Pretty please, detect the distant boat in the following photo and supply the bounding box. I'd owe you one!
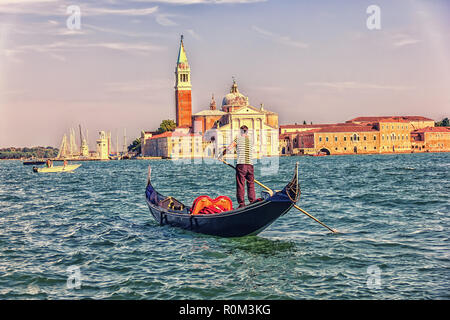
[33,164,81,173]
[23,160,46,165]
[310,152,327,157]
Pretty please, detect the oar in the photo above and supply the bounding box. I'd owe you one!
[218,157,338,234]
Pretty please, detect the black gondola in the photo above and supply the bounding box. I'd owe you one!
[145,164,300,238]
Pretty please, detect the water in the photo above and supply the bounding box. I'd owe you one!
[0,153,449,299]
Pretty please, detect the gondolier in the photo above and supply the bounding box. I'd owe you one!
[220,125,255,208]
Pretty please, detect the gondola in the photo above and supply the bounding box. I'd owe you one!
[145,164,300,238]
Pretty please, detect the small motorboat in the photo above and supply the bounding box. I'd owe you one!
[33,164,81,173]
[23,159,46,165]
[144,164,300,238]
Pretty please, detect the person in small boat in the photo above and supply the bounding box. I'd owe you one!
[46,159,53,168]
[220,125,255,208]
[63,160,68,167]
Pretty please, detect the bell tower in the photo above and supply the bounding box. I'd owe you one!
[175,35,192,128]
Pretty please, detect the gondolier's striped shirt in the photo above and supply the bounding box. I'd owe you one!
[234,135,253,165]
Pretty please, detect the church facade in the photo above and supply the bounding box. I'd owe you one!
[142,37,279,159]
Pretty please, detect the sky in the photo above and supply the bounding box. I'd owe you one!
[0,0,449,148]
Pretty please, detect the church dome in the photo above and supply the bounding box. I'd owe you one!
[222,80,249,108]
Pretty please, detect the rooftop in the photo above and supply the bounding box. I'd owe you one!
[315,126,378,133]
[348,116,434,123]
[412,126,450,133]
[193,109,226,116]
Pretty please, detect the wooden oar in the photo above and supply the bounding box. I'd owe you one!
[218,157,338,234]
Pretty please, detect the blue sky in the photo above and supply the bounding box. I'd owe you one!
[0,0,449,147]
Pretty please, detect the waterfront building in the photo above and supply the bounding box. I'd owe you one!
[347,116,435,130]
[378,118,412,153]
[411,127,450,152]
[143,36,279,159]
[280,116,449,155]
[96,131,110,160]
[198,81,279,158]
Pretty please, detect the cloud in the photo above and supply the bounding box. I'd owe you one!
[133,0,266,4]
[0,0,56,4]
[104,79,170,93]
[391,33,421,47]
[252,25,308,49]
[83,24,167,38]
[0,0,60,15]
[86,6,159,16]
[4,40,166,62]
[155,13,178,26]
[306,82,413,91]
[0,1,158,16]
[186,29,201,40]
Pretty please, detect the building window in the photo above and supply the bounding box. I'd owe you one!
[382,134,384,140]
[326,137,329,142]
[344,147,347,150]
[344,137,347,141]
[334,136,338,142]
[374,135,377,140]
[374,146,377,149]
[364,136,367,141]
[319,137,322,142]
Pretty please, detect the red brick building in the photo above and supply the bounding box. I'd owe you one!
[175,36,192,128]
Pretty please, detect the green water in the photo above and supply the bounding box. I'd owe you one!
[0,153,448,299]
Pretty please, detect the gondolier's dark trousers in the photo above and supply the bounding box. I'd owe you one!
[236,164,256,207]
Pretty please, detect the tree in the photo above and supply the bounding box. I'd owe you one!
[128,138,141,153]
[303,120,307,125]
[436,117,449,127]
[157,119,176,133]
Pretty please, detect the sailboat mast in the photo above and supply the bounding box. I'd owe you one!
[123,128,127,154]
[79,125,83,154]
